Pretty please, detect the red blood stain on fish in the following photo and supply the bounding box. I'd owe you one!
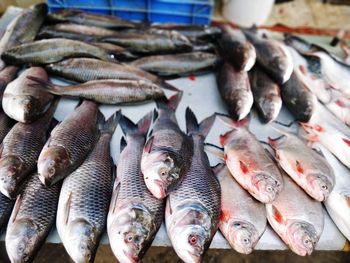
[335,100,346,108]
[188,74,196,81]
[272,205,283,224]
[343,138,350,147]
[295,160,304,174]
[239,161,249,174]
[224,153,228,161]
[314,124,324,132]
[220,210,230,222]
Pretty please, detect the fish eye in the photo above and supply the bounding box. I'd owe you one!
[160,169,168,177]
[49,168,55,175]
[243,238,250,244]
[233,222,241,227]
[321,185,328,190]
[266,186,273,192]
[188,234,198,245]
[125,233,134,243]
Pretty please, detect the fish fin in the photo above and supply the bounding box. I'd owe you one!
[155,92,183,111]
[204,143,224,160]
[267,135,286,148]
[211,162,226,175]
[272,205,284,224]
[0,143,3,157]
[216,113,249,129]
[312,147,325,158]
[186,107,215,138]
[100,110,121,135]
[11,193,23,222]
[119,114,137,136]
[153,108,159,123]
[111,180,121,214]
[26,75,61,95]
[120,137,127,152]
[144,136,154,154]
[239,160,249,174]
[75,99,84,109]
[97,110,106,129]
[64,192,72,225]
[219,130,235,146]
[137,111,153,137]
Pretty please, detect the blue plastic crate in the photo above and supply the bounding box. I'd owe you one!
[47,0,214,24]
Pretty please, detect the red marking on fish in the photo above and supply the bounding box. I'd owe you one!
[188,74,196,81]
[220,210,231,222]
[268,137,277,148]
[299,65,307,75]
[224,153,228,161]
[335,99,346,108]
[343,138,350,147]
[314,124,324,132]
[220,131,231,146]
[239,161,249,174]
[276,153,280,160]
[296,160,304,174]
[272,205,284,224]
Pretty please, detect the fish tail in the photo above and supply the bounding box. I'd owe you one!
[185,107,215,138]
[119,111,153,137]
[155,91,183,111]
[26,75,60,95]
[100,110,121,135]
[216,112,250,129]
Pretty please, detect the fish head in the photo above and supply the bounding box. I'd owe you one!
[0,155,24,198]
[142,151,181,199]
[65,218,96,263]
[252,171,282,203]
[6,218,40,263]
[3,95,41,123]
[226,220,259,254]
[306,172,333,201]
[286,220,318,256]
[259,94,282,123]
[109,205,154,263]
[230,90,253,121]
[37,145,70,186]
[170,31,192,48]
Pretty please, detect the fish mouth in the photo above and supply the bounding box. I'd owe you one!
[122,249,139,263]
[37,173,54,187]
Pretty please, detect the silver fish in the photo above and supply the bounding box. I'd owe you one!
[141,93,191,199]
[0,193,14,231]
[107,112,165,263]
[0,66,19,100]
[266,171,324,256]
[214,163,266,254]
[5,173,61,263]
[57,112,119,263]
[166,108,220,263]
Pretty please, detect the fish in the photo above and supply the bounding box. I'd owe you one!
[46,9,136,29]
[216,62,253,121]
[284,33,324,54]
[249,66,282,123]
[266,171,324,256]
[45,58,178,91]
[300,101,350,169]
[90,42,137,60]
[0,66,19,100]
[5,173,61,263]
[3,67,54,123]
[107,112,165,263]
[268,130,335,201]
[0,193,14,231]
[2,38,119,65]
[165,108,220,263]
[37,100,101,187]
[243,30,293,84]
[151,23,221,40]
[27,76,165,105]
[141,93,191,199]
[129,52,220,76]
[0,111,15,143]
[0,3,47,70]
[280,72,317,122]
[0,102,58,199]
[100,29,192,54]
[217,26,256,71]
[315,143,350,240]
[214,163,266,254]
[57,111,119,263]
[210,114,283,203]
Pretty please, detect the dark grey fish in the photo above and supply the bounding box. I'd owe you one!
[249,66,282,123]
[141,93,192,199]
[37,100,100,187]
[0,66,19,100]
[5,173,61,263]
[0,101,58,199]
[0,193,14,231]
[166,108,220,263]
[218,26,256,71]
[27,76,165,105]
[3,67,54,123]
[0,3,47,70]
[243,30,293,84]
[216,62,253,121]
[2,38,119,65]
[107,112,165,263]
[0,111,15,144]
[129,52,220,76]
[281,72,317,122]
[57,112,119,263]
[101,29,192,54]
[45,58,178,91]
[46,9,136,29]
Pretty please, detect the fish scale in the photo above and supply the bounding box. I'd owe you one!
[5,173,60,263]
[0,193,14,229]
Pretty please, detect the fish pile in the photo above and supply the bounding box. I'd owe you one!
[0,2,349,263]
